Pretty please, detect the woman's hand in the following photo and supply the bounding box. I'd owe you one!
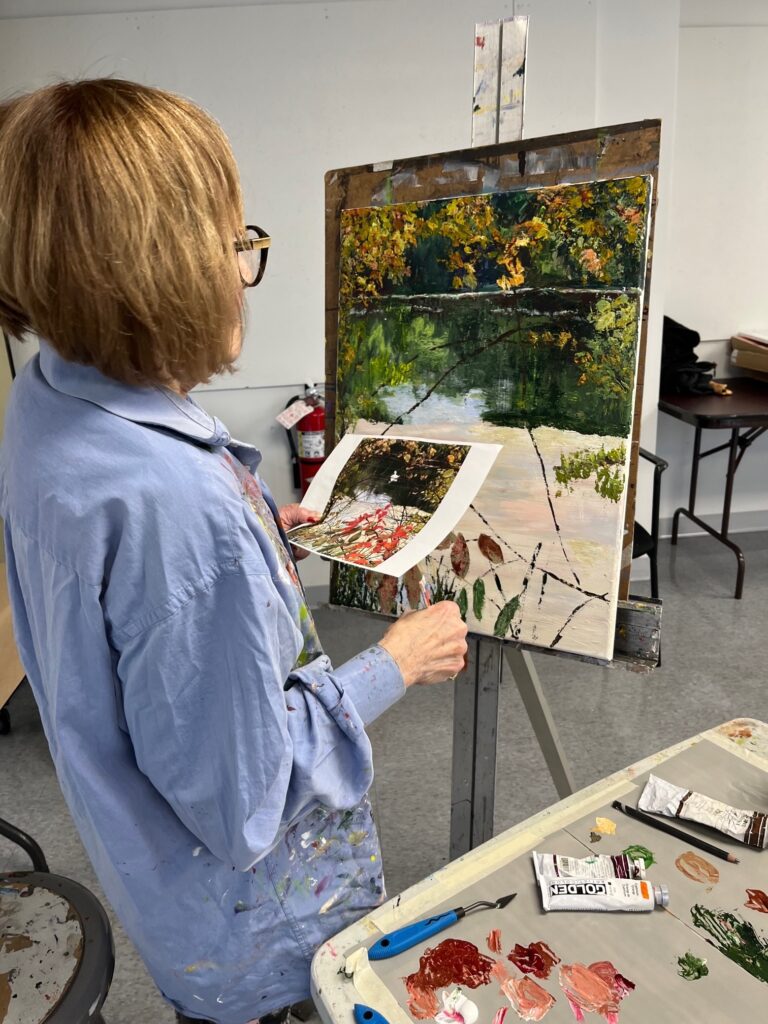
[279,504,320,561]
[379,602,468,686]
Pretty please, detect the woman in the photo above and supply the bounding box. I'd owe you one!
[0,80,467,1024]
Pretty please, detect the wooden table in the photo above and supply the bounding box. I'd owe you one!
[312,719,768,1024]
[658,377,768,598]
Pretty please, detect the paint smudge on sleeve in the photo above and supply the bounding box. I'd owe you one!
[558,961,635,1022]
[676,952,709,980]
[745,889,768,914]
[691,905,768,982]
[487,928,503,954]
[674,852,720,886]
[404,939,496,1020]
[621,844,655,869]
[233,900,260,915]
[507,941,560,979]
[492,962,554,1021]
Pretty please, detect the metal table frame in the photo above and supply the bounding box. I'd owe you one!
[659,378,768,600]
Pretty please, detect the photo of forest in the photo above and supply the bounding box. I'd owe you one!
[289,437,469,569]
[330,176,652,660]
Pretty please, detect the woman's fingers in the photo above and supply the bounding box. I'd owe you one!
[378,601,469,687]
[279,503,320,531]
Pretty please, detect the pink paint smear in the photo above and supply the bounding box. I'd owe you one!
[492,961,555,1021]
[559,962,635,1024]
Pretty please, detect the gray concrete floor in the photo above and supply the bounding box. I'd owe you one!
[0,533,766,1023]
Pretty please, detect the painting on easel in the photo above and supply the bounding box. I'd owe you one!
[326,124,659,662]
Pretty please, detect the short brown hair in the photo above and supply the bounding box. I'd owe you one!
[0,79,245,390]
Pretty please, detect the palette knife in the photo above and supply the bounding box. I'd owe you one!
[367,893,516,961]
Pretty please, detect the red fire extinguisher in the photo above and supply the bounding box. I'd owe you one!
[296,385,325,495]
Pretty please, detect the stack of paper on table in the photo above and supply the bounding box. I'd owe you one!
[730,332,768,382]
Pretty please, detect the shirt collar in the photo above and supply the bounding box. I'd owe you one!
[38,340,232,447]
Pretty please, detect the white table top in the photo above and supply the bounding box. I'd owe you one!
[311,718,768,1024]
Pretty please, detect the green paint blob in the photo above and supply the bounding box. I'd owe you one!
[622,844,656,869]
[691,905,768,984]
[677,952,709,980]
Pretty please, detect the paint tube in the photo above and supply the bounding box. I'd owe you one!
[533,851,646,881]
[638,774,768,850]
[538,876,669,913]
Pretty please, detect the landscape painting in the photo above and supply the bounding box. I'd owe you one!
[330,175,652,660]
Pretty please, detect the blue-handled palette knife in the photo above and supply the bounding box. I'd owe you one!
[354,1005,390,1024]
[367,893,516,961]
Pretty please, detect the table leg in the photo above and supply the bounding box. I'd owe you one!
[670,425,748,598]
[723,428,746,598]
[672,425,702,545]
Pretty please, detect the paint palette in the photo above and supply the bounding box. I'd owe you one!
[367,743,768,1022]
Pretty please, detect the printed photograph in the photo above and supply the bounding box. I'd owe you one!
[330,176,652,660]
[289,436,471,570]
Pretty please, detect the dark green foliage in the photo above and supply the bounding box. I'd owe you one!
[332,437,468,515]
[554,444,627,502]
[456,587,468,622]
[493,596,520,638]
[341,292,637,438]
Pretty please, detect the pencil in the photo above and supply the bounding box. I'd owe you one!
[612,800,739,864]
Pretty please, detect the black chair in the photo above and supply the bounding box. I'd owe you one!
[0,816,114,1023]
[632,448,668,600]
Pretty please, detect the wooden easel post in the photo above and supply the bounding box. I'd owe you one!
[449,17,576,860]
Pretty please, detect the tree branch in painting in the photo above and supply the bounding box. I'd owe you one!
[526,426,581,586]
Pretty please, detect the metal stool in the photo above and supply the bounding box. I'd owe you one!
[0,816,114,1024]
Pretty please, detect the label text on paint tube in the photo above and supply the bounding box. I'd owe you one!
[538,875,669,913]
[550,881,615,896]
[638,774,768,850]
[533,851,645,881]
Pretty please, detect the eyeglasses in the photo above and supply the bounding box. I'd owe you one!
[235,224,271,288]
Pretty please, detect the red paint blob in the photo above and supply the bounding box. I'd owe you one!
[508,940,561,979]
[745,889,768,914]
[487,928,503,955]
[405,939,496,1020]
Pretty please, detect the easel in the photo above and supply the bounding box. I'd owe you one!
[448,18,660,859]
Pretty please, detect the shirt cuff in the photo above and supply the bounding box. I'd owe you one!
[331,644,406,725]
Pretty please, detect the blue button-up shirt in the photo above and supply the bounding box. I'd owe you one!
[0,344,405,1023]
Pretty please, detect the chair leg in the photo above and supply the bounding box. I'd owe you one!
[649,550,659,601]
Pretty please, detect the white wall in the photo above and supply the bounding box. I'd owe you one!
[0,0,688,587]
[595,0,680,555]
[660,3,768,534]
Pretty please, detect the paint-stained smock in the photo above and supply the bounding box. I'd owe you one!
[0,343,406,1024]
